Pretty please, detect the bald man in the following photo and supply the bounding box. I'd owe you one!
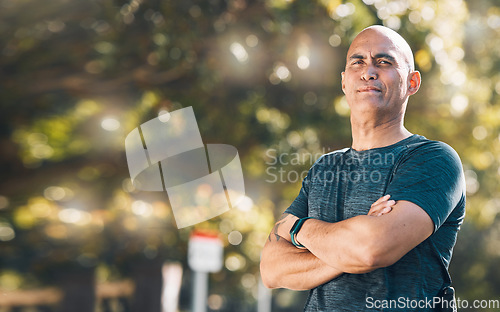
[260,26,465,311]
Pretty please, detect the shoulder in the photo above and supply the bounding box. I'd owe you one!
[405,136,462,165]
[396,136,464,184]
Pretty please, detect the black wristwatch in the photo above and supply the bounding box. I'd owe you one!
[289,217,312,249]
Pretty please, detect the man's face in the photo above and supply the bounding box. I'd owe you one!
[341,30,413,115]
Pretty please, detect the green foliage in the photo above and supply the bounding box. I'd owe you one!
[1,0,499,310]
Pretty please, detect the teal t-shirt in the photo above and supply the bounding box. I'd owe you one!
[284,135,466,312]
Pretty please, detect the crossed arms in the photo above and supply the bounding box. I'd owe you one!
[260,195,434,290]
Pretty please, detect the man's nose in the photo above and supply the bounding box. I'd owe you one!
[361,64,378,81]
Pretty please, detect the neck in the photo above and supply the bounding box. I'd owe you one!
[350,113,412,151]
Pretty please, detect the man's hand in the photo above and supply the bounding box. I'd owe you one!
[368,194,395,217]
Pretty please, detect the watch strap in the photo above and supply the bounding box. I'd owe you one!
[290,217,312,249]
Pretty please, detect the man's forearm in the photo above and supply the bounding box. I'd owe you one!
[260,235,343,290]
[296,200,434,273]
[296,216,380,274]
[260,196,399,289]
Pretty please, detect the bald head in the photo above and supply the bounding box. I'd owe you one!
[348,25,415,72]
[341,24,422,118]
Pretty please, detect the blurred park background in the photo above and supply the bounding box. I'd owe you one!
[1,0,500,311]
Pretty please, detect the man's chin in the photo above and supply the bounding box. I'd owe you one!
[352,100,385,110]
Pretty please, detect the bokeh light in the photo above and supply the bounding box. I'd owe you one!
[101,117,121,131]
[230,42,249,63]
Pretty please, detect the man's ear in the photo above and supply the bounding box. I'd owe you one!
[408,71,421,95]
[341,72,346,94]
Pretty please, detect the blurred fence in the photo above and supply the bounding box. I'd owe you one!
[0,280,133,312]
[0,261,183,312]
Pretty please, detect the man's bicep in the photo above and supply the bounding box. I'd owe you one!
[386,141,465,231]
[374,200,434,266]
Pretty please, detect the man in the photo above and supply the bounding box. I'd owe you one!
[260,25,465,312]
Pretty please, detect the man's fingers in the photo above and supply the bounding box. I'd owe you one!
[368,200,395,216]
[376,206,393,216]
[371,194,391,207]
[383,206,392,213]
[372,200,395,210]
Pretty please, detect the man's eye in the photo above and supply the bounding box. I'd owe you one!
[379,60,391,65]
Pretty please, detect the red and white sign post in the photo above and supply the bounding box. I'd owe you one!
[188,231,223,312]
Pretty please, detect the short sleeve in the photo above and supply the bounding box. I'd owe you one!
[284,169,311,218]
[283,155,327,218]
[386,141,465,232]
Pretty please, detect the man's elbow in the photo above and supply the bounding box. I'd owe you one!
[331,227,393,272]
[260,261,279,289]
[358,251,388,270]
[338,250,382,274]
[260,258,300,290]
[260,264,273,288]
[358,241,399,270]
[259,252,279,289]
[261,276,278,289]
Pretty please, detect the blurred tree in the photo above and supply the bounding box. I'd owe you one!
[0,0,499,311]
